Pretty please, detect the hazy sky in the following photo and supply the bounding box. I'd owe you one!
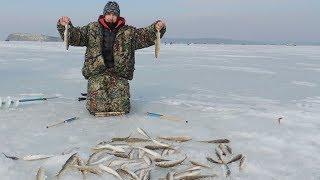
[0,0,319,42]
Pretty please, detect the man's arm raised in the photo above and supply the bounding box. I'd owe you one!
[133,20,166,50]
[57,16,89,47]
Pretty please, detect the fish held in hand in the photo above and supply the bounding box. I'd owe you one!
[155,30,160,58]
[64,24,69,51]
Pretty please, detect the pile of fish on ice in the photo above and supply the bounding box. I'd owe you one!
[3,128,245,180]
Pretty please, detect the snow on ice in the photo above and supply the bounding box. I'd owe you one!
[0,42,320,179]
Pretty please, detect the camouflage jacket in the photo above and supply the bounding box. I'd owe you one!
[57,17,166,80]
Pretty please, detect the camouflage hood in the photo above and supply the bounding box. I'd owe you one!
[98,15,126,30]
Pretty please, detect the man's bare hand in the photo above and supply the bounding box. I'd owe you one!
[155,20,166,31]
[58,16,71,26]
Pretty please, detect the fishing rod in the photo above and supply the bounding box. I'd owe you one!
[146,112,186,123]
[46,117,79,128]
[0,96,59,109]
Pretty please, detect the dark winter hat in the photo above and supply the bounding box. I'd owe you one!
[103,1,120,16]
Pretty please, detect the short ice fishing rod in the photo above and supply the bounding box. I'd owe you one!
[146,112,187,123]
[46,117,79,128]
[0,96,59,109]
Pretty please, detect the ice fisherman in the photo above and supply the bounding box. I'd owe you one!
[57,1,166,116]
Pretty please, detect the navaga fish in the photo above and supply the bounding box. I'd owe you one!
[155,30,160,58]
[11,129,247,179]
[64,24,69,50]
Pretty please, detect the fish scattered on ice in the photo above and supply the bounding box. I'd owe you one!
[21,154,54,161]
[151,140,171,149]
[110,152,129,159]
[3,153,54,161]
[11,129,246,179]
[126,138,152,143]
[199,138,230,144]
[155,155,187,168]
[112,134,132,142]
[158,136,192,142]
[145,144,174,150]
[227,154,243,164]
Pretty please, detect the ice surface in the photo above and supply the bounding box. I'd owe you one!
[0,42,320,179]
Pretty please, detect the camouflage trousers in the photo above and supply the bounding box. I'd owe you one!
[86,70,130,115]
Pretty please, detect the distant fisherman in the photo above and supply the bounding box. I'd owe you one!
[57,1,166,116]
